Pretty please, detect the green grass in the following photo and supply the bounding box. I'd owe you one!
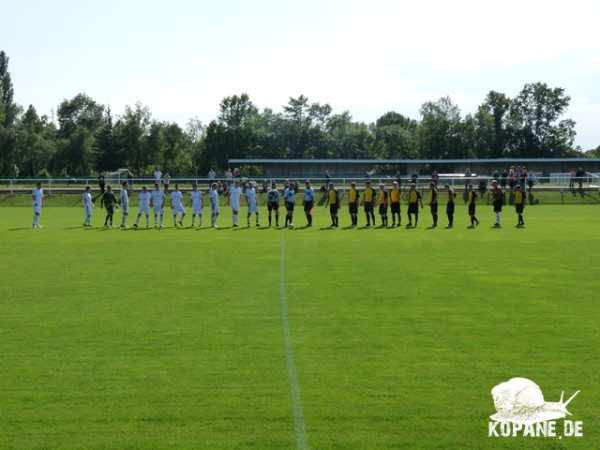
[0,205,599,449]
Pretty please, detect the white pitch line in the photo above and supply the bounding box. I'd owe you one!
[279,231,309,450]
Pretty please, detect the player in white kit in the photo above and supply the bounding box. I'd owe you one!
[119,181,130,228]
[170,184,186,227]
[228,180,243,227]
[189,183,204,227]
[150,183,165,227]
[82,186,94,226]
[244,181,260,227]
[134,185,151,228]
[32,182,44,228]
[210,182,220,227]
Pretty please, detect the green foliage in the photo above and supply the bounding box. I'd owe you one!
[0,47,594,177]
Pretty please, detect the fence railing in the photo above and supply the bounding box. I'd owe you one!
[1,173,599,194]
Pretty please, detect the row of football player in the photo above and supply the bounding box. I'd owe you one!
[32,179,527,229]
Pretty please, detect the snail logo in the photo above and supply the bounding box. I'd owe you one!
[490,377,579,425]
[488,377,583,438]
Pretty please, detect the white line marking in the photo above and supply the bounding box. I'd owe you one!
[280,231,309,450]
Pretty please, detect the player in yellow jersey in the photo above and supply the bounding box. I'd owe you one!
[514,184,526,227]
[389,181,401,227]
[347,182,360,227]
[376,183,389,227]
[324,182,340,227]
[406,184,423,227]
[362,181,376,227]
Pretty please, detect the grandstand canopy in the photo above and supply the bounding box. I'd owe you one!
[229,158,600,178]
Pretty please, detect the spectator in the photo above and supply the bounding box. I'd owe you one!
[126,170,134,192]
[98,173,106,194]
[527,171,537,191]
[153,168,162,185]
[568,168,576,189]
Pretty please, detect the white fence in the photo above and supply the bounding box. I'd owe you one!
[1,173,599,194]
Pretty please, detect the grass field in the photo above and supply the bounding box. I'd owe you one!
[1,203,599,449]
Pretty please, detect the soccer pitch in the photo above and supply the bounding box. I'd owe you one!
[0,205,598,449]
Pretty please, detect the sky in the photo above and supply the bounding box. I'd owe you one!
[2,0,599,150]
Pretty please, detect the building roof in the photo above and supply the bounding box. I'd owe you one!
[229,158,600,165]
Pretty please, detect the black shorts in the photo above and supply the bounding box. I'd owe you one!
[430,203,438,214]
[304,201,314,212]
[349,202,358,214]
[408,203,419,215]
[446,202,455,215]
[285,202,294,212]
[268,201,279,211]
[390,202,400,214]
[468,204,476,216]
[364,202,374,213]
[378,204,388,215]
[493,200,502,213]
[329,204,339,214]
[515,203,525,214]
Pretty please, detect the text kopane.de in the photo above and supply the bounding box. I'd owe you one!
[489,420,583,438]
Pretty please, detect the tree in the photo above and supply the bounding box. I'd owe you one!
[95,107,125,171]
[507,82,575,157]
[0,50,20,175]
[281,95,332,158]
[418,97,465,159]
[55,93,104,175]
[373,112,418,159]
[473,91,511,158]
[115,102,152,175]
[14,105,57,176]
[161,122,191,174]
[201,93,261,170]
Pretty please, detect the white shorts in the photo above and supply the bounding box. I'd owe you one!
[192,206,203,215]
[247,203,258,213]
[138,206,150,215]
[121,204,129,214]
[153,206,164,215]
[84,206,93,216]
[172,205,186,215]
[211,204,220,214]
[230,202,240,212]
[33,203,42,214]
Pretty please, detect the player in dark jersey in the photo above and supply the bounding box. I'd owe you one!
[429,182,438,228]
[376,183,389,227]
[100,185,118,227]
[266,183,280,227]
[303,180,315,227]
[491,179,503,228]
[467,184,480,228]
[444,184,456,228]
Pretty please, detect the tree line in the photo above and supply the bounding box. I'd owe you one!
[0,50,598,179]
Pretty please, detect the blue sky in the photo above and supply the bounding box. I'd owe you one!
[2,0,599,150]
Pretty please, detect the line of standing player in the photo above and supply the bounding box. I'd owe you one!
[30,179,526,229]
